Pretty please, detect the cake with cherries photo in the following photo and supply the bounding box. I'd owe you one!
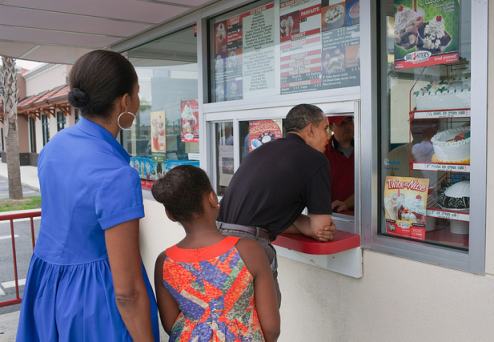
[431,126,470,164]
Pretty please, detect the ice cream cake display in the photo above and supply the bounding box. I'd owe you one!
[437,180,470,211]
[413,79,470,111]
[431,126,470,164]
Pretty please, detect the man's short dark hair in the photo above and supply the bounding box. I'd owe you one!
[285,104,324,133]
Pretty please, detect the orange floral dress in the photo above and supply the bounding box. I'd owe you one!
[162,236,265,341]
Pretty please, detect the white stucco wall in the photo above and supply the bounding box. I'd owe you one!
[35,119,43,153]
[25,64,70,96]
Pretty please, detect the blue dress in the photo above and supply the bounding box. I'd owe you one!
[16,117,159,341]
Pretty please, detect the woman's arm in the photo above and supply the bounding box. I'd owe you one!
[236,239,280,342]
[105,219,154,342]
[154,252,180,334]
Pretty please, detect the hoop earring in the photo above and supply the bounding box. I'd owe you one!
[117,111,136,130]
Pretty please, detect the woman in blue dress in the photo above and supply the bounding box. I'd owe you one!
[17,50,159,341]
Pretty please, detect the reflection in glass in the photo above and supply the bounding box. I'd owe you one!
[215,122,234,196]
[123,27,200,180]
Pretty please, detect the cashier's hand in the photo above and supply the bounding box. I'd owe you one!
[332,200,349,213]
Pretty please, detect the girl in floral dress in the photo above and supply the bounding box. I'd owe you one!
[152,166,280,341]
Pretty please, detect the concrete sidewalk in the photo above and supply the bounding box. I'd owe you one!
[0,311,19,341]
[0,163,39,191]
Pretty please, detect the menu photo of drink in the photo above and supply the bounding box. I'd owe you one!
[384,176,429,240]
[180,100,199,143]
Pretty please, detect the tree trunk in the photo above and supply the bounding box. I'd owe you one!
[2,56,23,199]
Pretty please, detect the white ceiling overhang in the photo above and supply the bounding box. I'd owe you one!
[0,0,214,64]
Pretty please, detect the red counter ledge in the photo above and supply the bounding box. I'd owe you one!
[273,230,360,255]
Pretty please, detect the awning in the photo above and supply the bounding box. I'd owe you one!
[16,84,70,118]
[0,0,213,64]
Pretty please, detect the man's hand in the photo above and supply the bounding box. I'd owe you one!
[290,214,336,241]
[331,200,349,213]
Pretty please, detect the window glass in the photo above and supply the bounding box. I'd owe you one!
[29,117,36,153]
[239,119,283,163]
[215,122,234,196]
[379,0,471,250]
[56,111,65,131]
[125,27,200,180]
[210,0,361,102]
[41,114,50,146]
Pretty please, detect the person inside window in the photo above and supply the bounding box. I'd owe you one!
[325,116,355,214]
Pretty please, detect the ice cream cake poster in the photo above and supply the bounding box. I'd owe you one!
[384,176,429,240]
[394,0,460,70]
[180,100,199,143]
[248,119,283,152]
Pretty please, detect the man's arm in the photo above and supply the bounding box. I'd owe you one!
[286,214,336,241]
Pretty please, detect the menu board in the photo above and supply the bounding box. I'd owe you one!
[384,176,429,240]
[280,0,360,94]
[394,0,460,69]
[214,2,276,101]
[248,119,283,152]
[321,0,360,89]
[180,100,199,143]
[150,111,166,153]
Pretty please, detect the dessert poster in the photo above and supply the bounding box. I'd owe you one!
[280,0,322,94]
[384,176,429,240]
[180,100,199,143]
[248,119,283,152]
[320,0,360,89]
[213,2,276,102]
[150,111,166,153]
[394,0,460,69]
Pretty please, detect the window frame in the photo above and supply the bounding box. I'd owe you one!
[360,0,488,274]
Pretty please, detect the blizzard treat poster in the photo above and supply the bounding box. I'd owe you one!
[394,0,460,69]
[384,176,429,240]
[150,111,166,153]
[213,20,227,101]
[248,119,283,152]
[224,15,243,101]
[320,0,360,89]
[242,2,276,99]
[180,100,199,143]
[280,0,322,94]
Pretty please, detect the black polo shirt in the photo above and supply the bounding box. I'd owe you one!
[218,133,332,238]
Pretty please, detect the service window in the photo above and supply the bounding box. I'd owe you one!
[208,102,359,234]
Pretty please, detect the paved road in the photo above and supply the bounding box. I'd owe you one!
[0,176,38,200]
[0,218,40,315]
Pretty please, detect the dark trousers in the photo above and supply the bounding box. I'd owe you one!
[218,226,281,306]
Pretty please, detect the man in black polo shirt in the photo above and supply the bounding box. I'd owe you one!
[217,103,336,303]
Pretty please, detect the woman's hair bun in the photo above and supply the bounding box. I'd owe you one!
[68,88,90,108]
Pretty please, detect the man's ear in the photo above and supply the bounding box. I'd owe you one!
[165,208,177,222]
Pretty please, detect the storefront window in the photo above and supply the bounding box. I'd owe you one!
[124,27,200,181]
[210,0,361,103]
[214,122,234,196]
[379,0,471,250]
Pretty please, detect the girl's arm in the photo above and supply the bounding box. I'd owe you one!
[105,220,154,341]
[236,239,280,342]
[154,252,180,334]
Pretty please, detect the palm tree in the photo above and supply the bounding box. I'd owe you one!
[1,56,23,199]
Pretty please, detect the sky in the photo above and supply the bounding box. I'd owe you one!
[0,58,45,71]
